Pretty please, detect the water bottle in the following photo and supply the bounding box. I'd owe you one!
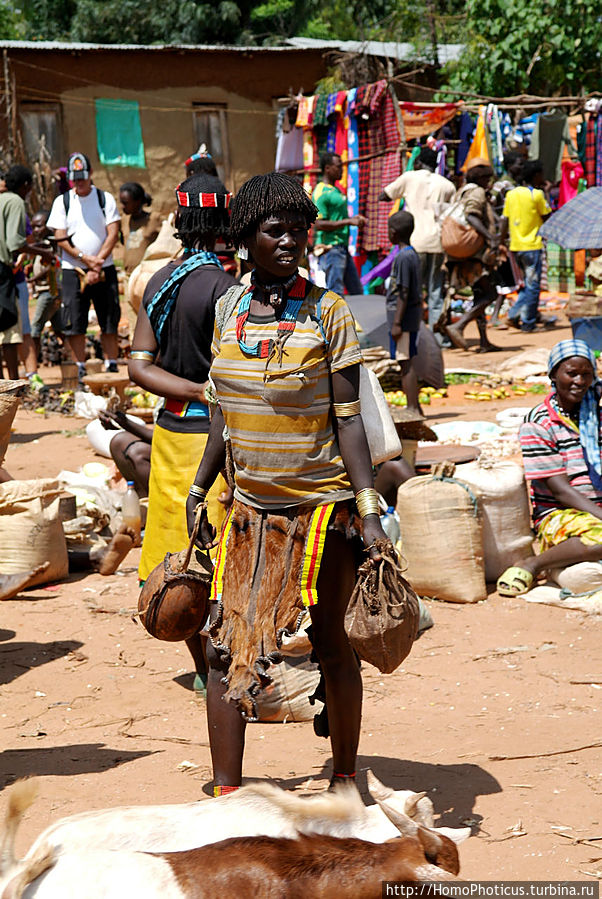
[380,505,400,544]
[122,481,141,546]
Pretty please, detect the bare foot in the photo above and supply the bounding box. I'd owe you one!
[97,525,136,576]
[445,325,469,351]
[0,562,50,600]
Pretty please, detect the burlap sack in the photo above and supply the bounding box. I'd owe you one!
[0,393,19,467]
[255,655,322,723]
[0,478,68,586]
[457,458,533,581]
[396,462,487,603]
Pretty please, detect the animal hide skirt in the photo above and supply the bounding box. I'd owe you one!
[209,498,363,720]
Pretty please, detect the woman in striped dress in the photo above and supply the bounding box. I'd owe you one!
[498,339,602,596]
[186,173,387,795]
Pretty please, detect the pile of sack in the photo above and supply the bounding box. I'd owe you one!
[396,459,534,603]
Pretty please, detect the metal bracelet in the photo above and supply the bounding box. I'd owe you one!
[130,350,156,362]
[189,484,208,500]
[355,487,380,519]
[332,399,361,417]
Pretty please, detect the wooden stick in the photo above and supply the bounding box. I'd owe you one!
[490,740,602,761]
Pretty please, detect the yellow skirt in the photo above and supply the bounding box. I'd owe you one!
[537,507,602,551]
[138,422,227,582]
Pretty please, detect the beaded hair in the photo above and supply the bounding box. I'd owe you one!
[174,173,231,250]
[229,172,317,247]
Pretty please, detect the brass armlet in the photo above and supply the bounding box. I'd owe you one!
[332,399,361,417]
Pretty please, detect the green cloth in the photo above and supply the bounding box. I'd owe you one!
[313,181,348,246]
[95,98,146,168]
[0,192,26,266]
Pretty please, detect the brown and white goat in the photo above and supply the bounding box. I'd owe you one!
[1,774,469,898]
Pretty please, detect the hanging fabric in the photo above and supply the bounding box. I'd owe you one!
[558,159,584,207]
[398,102,458,140]
[346,88,360,259]
[462,106,491,170]
[528,111,573,183]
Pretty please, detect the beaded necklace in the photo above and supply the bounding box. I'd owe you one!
[236,273,306,360]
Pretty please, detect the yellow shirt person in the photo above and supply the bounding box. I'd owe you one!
[503,185,551,252]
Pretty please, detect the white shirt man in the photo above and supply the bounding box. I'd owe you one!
[47,152,121,376]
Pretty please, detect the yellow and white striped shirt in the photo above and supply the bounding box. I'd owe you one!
[210,279,362,510]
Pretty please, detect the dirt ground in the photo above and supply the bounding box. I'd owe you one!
[1,315,601,883]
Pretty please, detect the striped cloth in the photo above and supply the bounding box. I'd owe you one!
[210,276,362,510]
[584,115,597,187]
[519,399,602,526]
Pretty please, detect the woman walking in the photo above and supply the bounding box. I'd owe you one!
[186,173,387,794]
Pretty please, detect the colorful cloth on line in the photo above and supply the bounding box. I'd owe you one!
[210,274,362,510]
[597,112,602,187]
[146,250,222,342]
[537,507,602,551]
[584,115,597,187]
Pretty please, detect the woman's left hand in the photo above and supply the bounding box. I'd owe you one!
[361,514,388,563]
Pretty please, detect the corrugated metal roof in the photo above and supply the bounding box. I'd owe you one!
[0,38,464,62]
[284,37,464,64]
[0,40,310,53]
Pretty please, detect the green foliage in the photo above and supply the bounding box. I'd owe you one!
[0,1,27,39]
[441,0,602,95]
[7,0,601,101]
[20,0,77,40]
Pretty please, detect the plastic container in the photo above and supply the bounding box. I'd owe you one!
[570,316,602,351]
[122,480,141,546]
[380,505,401,544]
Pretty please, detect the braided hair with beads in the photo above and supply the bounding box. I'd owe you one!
[229,172,317,249]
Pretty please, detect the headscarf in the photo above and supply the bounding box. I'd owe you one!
[547,339,602,489]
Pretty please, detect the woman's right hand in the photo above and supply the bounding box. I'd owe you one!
[186,493,217,549]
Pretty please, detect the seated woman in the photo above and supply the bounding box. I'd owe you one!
[497,339,602,596]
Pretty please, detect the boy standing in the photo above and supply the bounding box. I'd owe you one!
[28,209,63,356]
[386,211,424,417]
[501,160,551,332]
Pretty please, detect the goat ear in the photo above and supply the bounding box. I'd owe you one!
[437,826,472,845]
[416,825,444,860]
[366,770,394,802]
[374,798,417,837]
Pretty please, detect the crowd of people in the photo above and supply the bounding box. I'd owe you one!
[2,138,600,798]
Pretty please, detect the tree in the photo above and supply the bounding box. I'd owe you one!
[440,0,602,96]
[0,1,27,39]
[20,0,77,40]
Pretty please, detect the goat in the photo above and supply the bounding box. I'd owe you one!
[4,771,468,864]
[1,779,465,898]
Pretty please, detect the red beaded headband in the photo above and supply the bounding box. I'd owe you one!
[175,189,232,209]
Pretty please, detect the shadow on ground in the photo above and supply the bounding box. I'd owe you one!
[0,640,84,686]
[0,743,156,791]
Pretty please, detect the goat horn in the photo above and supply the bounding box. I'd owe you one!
[404,791,428,818]
[366,770,394,802]
[375,799,418,838]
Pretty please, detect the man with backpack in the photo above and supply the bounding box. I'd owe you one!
[47,152,121,381]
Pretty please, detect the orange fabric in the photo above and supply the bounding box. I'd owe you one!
[462,106,491,172]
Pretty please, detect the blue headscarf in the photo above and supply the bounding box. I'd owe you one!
[547,339,602,489]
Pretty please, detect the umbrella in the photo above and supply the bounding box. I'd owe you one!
[539,187,602,249]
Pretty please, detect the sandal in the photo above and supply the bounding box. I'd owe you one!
[496,566,534,597]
